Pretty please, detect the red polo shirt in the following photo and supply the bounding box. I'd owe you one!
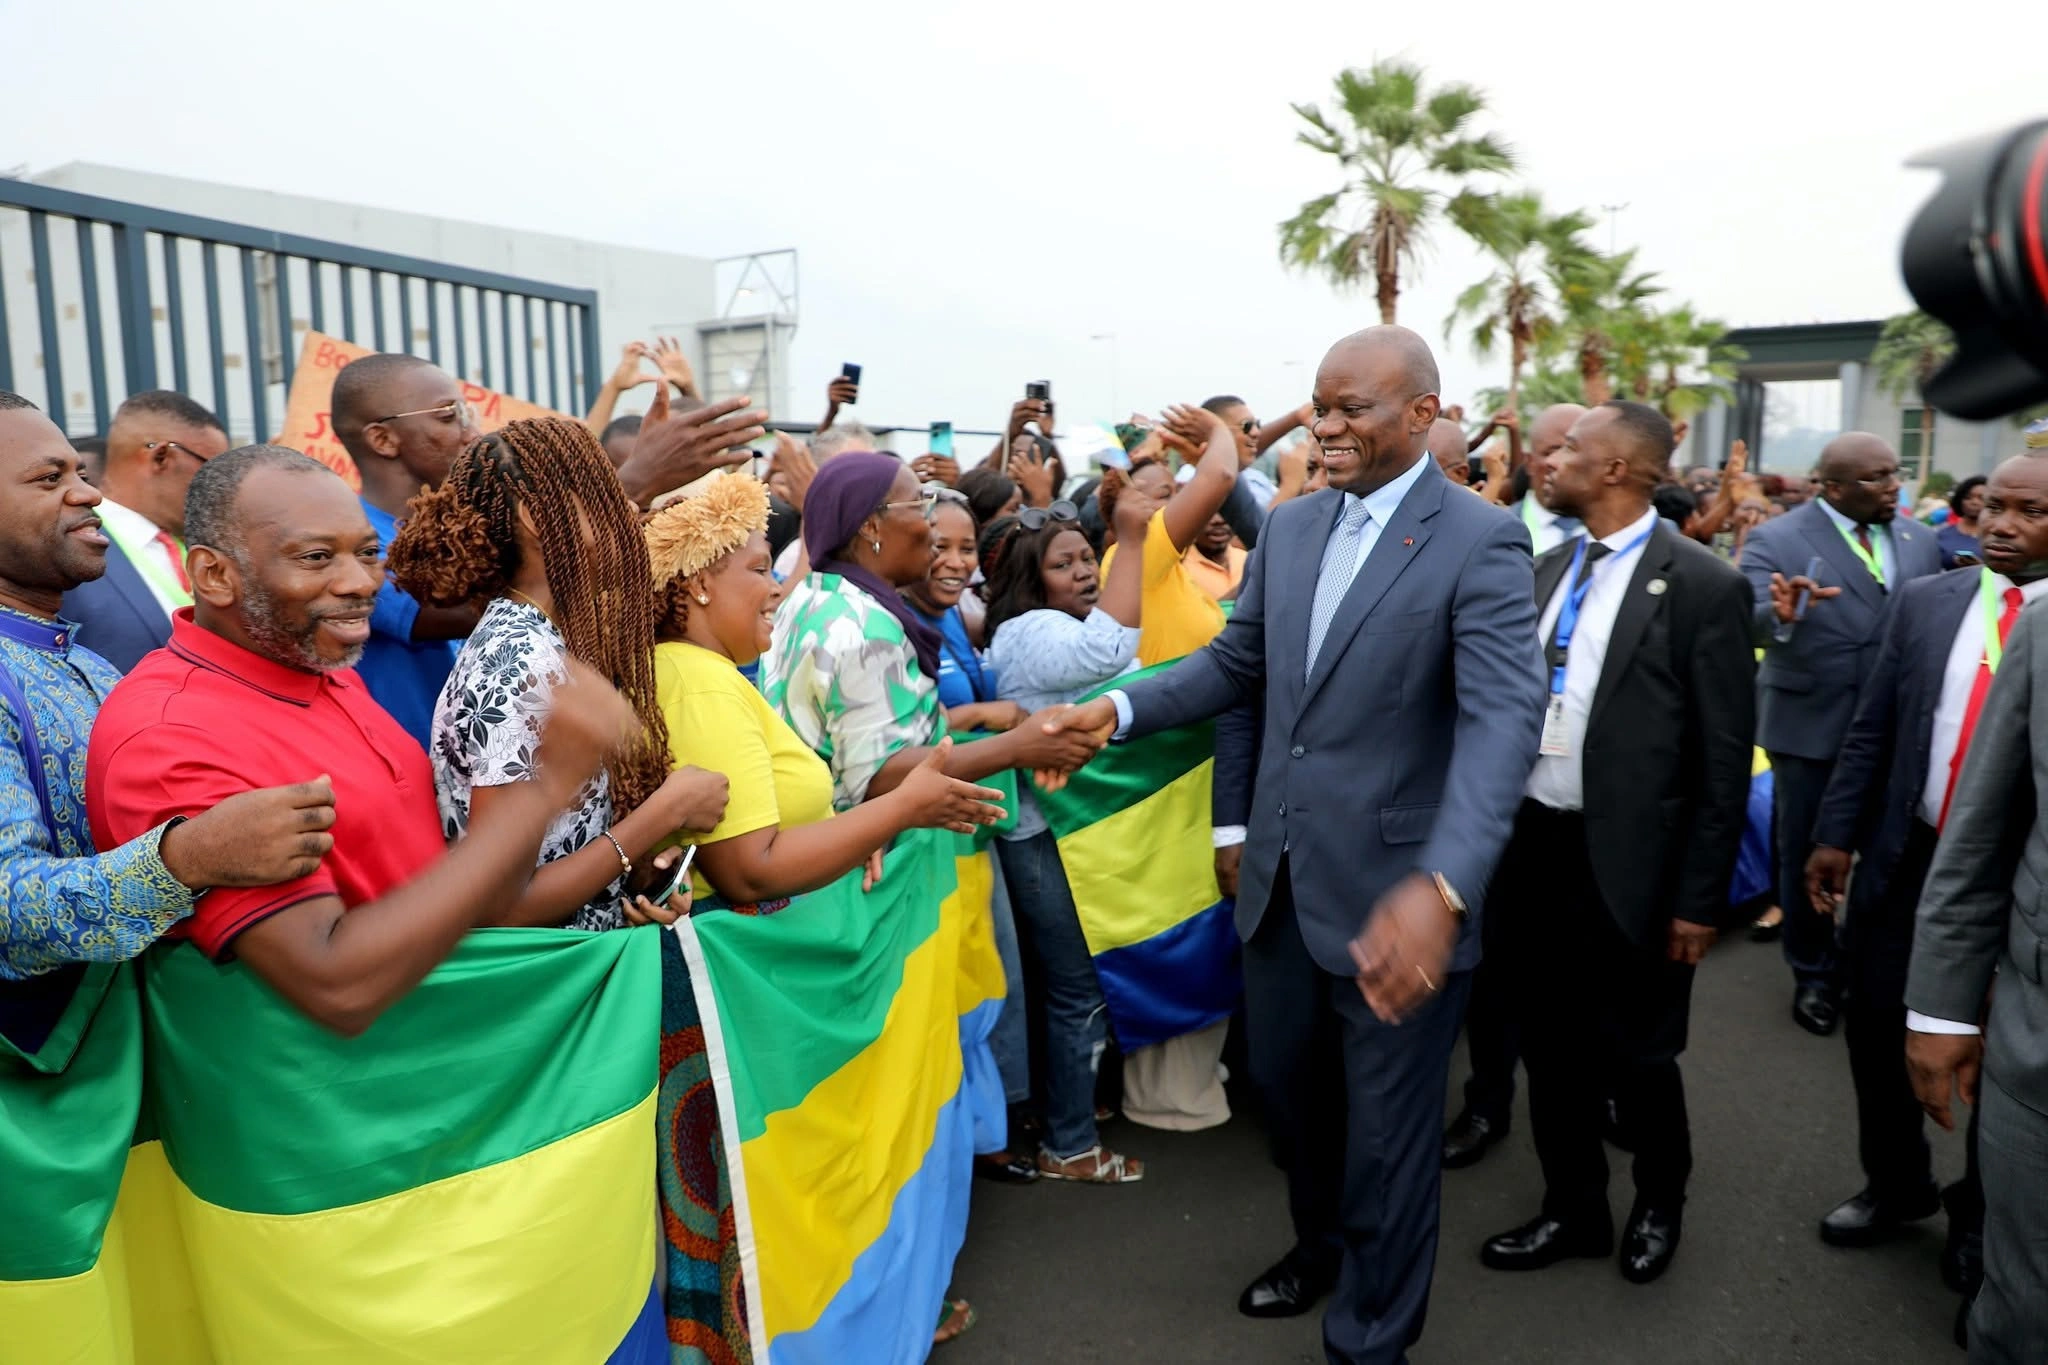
[87,610,445,960]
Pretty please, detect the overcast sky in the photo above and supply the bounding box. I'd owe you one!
[5,0,2041,436]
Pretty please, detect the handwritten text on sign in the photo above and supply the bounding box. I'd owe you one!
[273,331,565,490]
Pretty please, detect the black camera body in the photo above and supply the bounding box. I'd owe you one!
[1901,119,2048,420]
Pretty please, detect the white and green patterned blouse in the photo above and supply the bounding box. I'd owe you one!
[761,573,944,811]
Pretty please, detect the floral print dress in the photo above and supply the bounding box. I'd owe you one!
[760,573,944,811]
[428,597,622,931]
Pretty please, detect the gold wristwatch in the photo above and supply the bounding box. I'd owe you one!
[1432,872,1468,919]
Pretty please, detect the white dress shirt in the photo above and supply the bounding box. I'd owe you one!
[95,497,187,615]
[1525,507,1660,813]
[1817,496,1898,588]
[1905,571,2048,1038]
[1112,454,1433,742]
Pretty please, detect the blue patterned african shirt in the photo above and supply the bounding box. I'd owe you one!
[0,603,190,980]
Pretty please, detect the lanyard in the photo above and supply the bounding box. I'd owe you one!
[1548,526,1655,695]
[100,513,192,609]
[943,631,988,701]
[1980,568,2014,675]
[1836,521,1886,587]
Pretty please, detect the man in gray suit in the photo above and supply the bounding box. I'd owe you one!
[1051,326,1545,1364]
[1738,434,1941,1034]
[1906,600,2048,1361]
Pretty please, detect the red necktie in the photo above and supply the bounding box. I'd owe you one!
[1939,586,2025,828]
[153,529,192,594]
[1854,525,1875,557]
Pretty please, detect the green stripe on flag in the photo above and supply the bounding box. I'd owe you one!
[0,965,141,1279]
[140,926,659,1215]
[689,826,955,1142]
[1036,660,1214,836]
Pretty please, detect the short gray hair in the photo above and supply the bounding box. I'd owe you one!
[184,444,333,561]
[812,423,878,462]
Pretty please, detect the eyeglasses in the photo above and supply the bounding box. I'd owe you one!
[881,482,971,523]
[1016,500,1080,531]
[144,440,214,465]
[369,398,475,427]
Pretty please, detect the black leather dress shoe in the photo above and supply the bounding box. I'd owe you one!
[1480,1215,1613,1271]
[973,1151,1040,1185]
[1942,1184,1984,1295]
[1792,984,1840,1036]
[1619,1205,1682,1283]
[1818,1185,1942,1247]
[1237,1251,1336,1319]
[1442,1110,1509,1169]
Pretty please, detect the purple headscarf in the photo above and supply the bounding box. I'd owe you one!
[800,451,943,681]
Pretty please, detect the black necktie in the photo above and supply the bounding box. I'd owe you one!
[1545,541,1612,669]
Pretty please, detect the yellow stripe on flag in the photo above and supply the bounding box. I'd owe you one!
[744,887,971,1339]
[163,1092,655,1363]
[0,1142,209,1365]
[952,850,1005,1017]
[1056,762,1220,955]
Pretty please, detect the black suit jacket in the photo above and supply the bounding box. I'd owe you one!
[1811,567,1980,897]
[1532,522,1756,942]
[60,541,173,674]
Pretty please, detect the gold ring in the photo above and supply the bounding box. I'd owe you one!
[1416,963,1436,993]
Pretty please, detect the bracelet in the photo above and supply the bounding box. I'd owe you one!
[1432,872,1468,919]
[601,831,633,882]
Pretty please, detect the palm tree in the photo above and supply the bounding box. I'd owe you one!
[1613,305,1745,419]
[1278,60,1515,325]
[1870,309,1956,472]
[1444,192,1595,412]
[1546,248,1663,404]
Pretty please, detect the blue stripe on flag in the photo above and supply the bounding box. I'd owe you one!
[1092,899,1241,1051]
[959,995,1008,1157]
[768,1087,976,1364]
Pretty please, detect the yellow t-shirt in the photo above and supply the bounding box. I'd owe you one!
[1100,507,1226,666]
[654,640,836,900]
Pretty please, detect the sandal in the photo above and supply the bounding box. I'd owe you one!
[933,1297,976,1345]
[1038,1145,1145,1184]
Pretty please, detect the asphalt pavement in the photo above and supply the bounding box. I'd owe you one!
[947,934,1968,1364]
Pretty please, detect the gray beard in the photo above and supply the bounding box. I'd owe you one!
[240,577,363,673]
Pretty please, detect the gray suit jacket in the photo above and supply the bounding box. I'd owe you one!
[1120,461,1546,977]
[1738,499,1941,760]
[60,541,172,675]
[1907,601,2048,1114]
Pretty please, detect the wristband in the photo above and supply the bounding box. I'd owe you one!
[601,831,633,882]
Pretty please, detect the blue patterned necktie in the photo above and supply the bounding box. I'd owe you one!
[1306,496,1374,678]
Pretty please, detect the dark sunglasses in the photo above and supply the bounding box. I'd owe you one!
[1016,500,1080,531]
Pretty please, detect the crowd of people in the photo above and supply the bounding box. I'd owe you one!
[2,318,2045,1364]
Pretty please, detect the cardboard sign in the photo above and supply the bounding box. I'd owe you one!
[273,331,565,489]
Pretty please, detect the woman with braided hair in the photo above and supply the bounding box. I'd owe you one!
[388,416,728,930]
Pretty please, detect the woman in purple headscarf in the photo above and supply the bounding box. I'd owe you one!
[760,452,1096,811]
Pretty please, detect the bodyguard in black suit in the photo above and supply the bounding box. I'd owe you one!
[1736,435,1942,1034]
[1480,402,1755,1285]
[1802,456,2048,1306]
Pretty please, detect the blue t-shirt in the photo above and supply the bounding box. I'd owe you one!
[357,498,462,750]
[906,602,994,710]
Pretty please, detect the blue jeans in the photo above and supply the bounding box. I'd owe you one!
[996,830,1107,1159]
[986,853,1030,1106]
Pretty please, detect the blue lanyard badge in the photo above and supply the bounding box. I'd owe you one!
[1548,527,1654,696]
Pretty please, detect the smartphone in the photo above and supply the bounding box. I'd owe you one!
[1467,455,1486,486]
[650,844,698,906]
[1794,554,1826,619]
[840,362,862,391]
[1024,380,1051,402]
[929,421,954,459]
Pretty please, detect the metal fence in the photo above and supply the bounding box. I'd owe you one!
[0,179,602,441]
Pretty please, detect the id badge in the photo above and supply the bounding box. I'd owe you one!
[1539,693,1571,757]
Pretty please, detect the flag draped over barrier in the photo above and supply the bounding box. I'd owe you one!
[1032,660,1239,1051]
[3,823,996,1365]
[673,826,999,1365]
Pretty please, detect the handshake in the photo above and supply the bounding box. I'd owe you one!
[1026,697,1121,792]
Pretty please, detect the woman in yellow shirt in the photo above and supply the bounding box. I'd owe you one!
[645,477,1004,909]
[1096,405,1242,666]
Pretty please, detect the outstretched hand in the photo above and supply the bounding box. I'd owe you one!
[617,394,769,507]
[1029,699,1116,792]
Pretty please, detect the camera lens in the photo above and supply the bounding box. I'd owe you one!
[1899,119,2048,420]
